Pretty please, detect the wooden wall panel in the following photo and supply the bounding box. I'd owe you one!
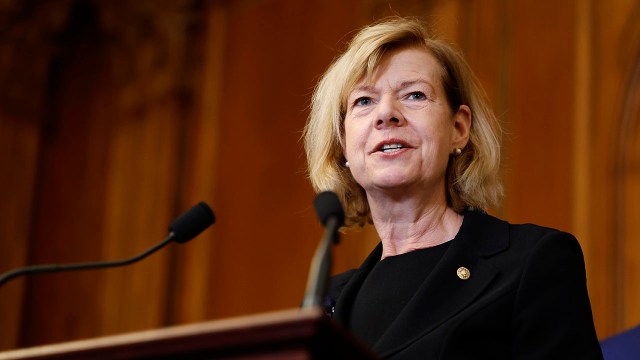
[589,0,640,337]
[0,0,201,348]
[572,0,593,281]
[0,112,41,349]
[586,0,618,338]
[502,1,575,231]
[167,1,227,325]
[20,20,113,345]
[198,0,365,320]
[0,1,65,350]
[2,0,640,351]
[97,95,181,335]
[610,0,640,333]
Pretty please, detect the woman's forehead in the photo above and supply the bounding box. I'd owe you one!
[348,47,443,93]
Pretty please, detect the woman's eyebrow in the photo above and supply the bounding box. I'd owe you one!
[350,84,376,93]
[399,79,435,90]
[348,79,435,97]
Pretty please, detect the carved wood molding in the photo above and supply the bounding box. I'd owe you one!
[0,0,202,120]
[0,0,73,119]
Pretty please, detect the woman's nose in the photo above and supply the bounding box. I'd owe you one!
[375,97,405,129]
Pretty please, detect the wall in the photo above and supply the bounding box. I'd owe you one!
[0,0,638,350]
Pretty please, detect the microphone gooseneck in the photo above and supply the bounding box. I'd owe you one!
[0,202,216,288]
[302,191,344,309]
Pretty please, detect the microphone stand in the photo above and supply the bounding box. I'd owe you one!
[301,216,341,309]
[0,234,176,287]
[0,201,215,288]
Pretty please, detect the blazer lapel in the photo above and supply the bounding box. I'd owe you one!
[373,211,509,358]
[333,242,383,325]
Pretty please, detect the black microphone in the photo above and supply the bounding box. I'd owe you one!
[313,191,345,240]
[0,202,215,288]
[169,202,216,243]
[302,191,344,309]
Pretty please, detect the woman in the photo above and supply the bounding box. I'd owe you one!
[303,17,602,359]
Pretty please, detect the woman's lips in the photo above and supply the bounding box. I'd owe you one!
[370,139,413,154]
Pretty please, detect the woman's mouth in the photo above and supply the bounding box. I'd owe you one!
[380,143,405,153]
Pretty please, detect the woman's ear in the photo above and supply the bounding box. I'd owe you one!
[452,105,471,150]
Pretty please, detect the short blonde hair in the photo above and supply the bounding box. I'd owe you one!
[304,17,503,228]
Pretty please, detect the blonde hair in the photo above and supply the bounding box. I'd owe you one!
[304,17,503,228]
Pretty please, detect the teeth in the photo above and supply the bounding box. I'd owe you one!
[381,143,404,152]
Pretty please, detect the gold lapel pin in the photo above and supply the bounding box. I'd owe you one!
[457,266,471,280]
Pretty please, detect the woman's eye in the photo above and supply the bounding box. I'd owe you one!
[354,97,372,106]
[407,91,426,100]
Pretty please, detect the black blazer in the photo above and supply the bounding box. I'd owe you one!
[328,210,603,359]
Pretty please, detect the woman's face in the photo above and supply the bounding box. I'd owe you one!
[343,47,470,196]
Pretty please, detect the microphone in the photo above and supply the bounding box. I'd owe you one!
[169,202,216,243]
[313,191,345,240]
[302,191,344,309]
[0,202,215,288]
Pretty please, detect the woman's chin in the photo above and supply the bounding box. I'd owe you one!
[367,177,418,192]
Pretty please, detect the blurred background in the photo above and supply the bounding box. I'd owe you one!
[0,0,638,350]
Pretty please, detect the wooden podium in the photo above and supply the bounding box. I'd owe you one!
[0,308,378,359]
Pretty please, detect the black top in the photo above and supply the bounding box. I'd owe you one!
[349,241,451,347]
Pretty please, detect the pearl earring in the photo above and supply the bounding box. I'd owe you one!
[345,161,350,168]
[454,148,462,155]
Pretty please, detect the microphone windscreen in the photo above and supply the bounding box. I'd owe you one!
[169,202,216,243]
[313,191,345,227]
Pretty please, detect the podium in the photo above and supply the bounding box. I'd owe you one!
[0,308,378,359]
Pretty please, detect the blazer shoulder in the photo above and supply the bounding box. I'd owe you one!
[508,221,582,255]
[466,210,582,259]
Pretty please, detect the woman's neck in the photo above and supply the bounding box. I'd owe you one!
[367,190,463,260]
